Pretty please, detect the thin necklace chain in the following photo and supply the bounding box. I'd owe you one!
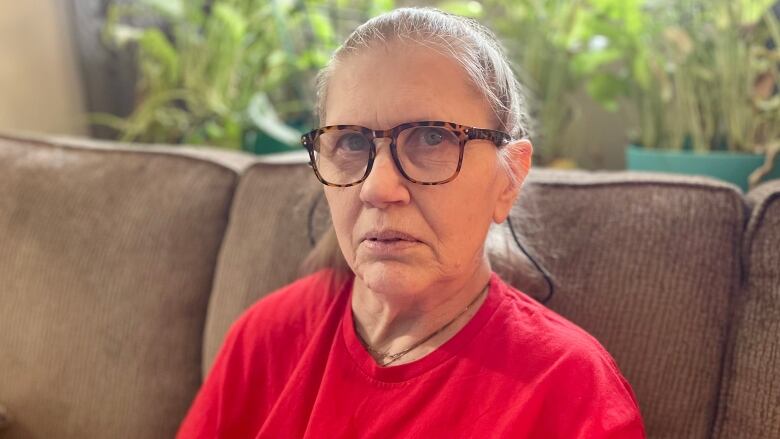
[354,281,490,367]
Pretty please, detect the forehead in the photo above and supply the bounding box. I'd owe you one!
[324,42,493,130]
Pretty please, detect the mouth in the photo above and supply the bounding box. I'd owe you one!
[361,230,421,244]
[360,230,421,255]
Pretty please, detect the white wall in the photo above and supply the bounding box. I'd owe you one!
[0,0,87,135]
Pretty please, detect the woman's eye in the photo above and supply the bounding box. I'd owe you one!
[415,128,444,146]
[337,134,369,152]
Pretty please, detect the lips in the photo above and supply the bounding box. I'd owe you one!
[359,229,422,255]
[361,230,421,243]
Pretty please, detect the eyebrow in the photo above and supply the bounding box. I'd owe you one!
[327,116,459,131]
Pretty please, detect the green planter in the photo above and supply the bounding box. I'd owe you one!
[626,145,780,192]
[242,127,304,155]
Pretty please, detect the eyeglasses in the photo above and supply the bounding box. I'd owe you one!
[301,121,519,187]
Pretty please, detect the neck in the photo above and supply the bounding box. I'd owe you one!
[351,262,492,364]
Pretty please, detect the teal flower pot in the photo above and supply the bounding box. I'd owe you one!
[625,145,780,192]
[241,127,304,155]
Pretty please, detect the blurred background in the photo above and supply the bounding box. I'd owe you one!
[1,0,779,186]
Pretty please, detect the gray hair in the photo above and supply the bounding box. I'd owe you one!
[314,7,532,187]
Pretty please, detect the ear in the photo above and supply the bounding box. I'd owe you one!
[493,139,533,224]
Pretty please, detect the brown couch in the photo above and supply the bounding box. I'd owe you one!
[1,132,778,438]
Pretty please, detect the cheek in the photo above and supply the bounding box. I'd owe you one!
[324,188,360,255]
[431,202,490,247]
[428,158,503,260]
[421,181,498,261]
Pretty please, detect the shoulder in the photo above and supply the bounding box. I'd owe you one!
[489,276,644,435]
[178,271,351,437]
[491,274,641,407]
[493,275,619,366]
[227,269,350,344]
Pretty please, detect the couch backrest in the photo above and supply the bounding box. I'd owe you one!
[0,135,250,439]
[203,162,322,372]
[205,163,748,439]
[5,135,777,439]
[714,180,780,439]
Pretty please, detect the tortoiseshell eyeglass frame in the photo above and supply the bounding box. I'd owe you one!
[300,120,525,187]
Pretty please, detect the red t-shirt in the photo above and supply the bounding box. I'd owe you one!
[178,270,645,438]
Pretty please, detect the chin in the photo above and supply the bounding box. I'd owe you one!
[354,260,429,297]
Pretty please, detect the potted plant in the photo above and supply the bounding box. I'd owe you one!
[94,0,393,154]
[445,0,641,168]
[474,0,779,188]
[618,0,780,191]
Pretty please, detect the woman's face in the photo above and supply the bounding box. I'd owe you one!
[323,42,531,297]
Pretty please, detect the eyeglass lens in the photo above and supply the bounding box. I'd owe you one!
[313,126,461,185]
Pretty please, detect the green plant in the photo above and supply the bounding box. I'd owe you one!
[440,0,780,173]
[95,0,393,149]
[445,0,643,164]
[586,0,780,154]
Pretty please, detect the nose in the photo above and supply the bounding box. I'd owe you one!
[359,139,411,208]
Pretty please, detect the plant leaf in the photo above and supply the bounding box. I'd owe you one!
[308,9,335,45]
[247,93,302,146]
[138,28,180,85]
[740,0,777,26]
[438,1,484,18]
[370,0,395,15]
[212,3,248,42]
[586,73,629,111]
[109,24,145,47]
[139,0,184,19]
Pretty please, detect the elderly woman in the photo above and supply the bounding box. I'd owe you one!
[178,7,644,438]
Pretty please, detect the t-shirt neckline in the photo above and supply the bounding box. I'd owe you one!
[340,272,503,383]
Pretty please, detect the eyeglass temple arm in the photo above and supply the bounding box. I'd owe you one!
[467,128,512,146]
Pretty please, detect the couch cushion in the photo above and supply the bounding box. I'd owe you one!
[205,165,745,439]
[489,170,746,439]
[715,179,780,439]
[0,134,243,438]
[203,162,321,372]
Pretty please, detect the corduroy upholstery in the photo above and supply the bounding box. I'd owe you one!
[1,133,779,438]
[715,179,780,439]
[202,162,322,372]
[0,135,247,439]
